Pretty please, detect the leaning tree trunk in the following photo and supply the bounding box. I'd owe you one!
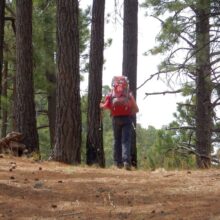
[195,0,212,168]
[53,0,81,164]
[15,0,39,153]
[86,0,105,167]
[0,0,5,122]
[122,0,138,167]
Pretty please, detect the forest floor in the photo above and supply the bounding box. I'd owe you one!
[1,155,220,220]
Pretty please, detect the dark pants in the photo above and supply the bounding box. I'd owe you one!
[112,116,132,166]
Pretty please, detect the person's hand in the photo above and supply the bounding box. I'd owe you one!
[100,102,104,108]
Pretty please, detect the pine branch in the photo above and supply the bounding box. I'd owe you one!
[166,126,195,130]
[175,144,220,164]
[211,57,220,66]
[145,89,182,97]
[137,71,161,90]
[5,5,15,18]
[37,110,48,115]
[212,128,220,132]
[4,16,16,34]
[212,97,220,107]
[37,125,49,130]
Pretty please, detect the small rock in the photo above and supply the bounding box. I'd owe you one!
[33,181,44,189]
[51,204,57,208]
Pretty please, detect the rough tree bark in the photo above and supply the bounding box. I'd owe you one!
[0,0,5,122]
[53,0,81,164]
[122,0,138,167]
[1,61,7,137]
[15,0,39,153]
[195,0,212,168]
[86,0,105,167]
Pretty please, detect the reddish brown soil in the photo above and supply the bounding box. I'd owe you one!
[0,155,220,220]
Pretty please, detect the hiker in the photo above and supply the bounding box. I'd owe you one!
[100,76,139,170]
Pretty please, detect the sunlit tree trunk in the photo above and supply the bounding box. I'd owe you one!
[122,0,138,167]
[195,0,212,168]
[15,0,39,153]
[53,0,81,164]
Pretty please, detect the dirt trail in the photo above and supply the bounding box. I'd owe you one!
[0,156,220,220]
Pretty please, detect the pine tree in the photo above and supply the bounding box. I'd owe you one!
[15,0,39,153]
[143,0,220,168]
[86,0,105,167]
[122,0,138,167]
[53,0,81,164]
[195,0,212,168]
[0,0,5,123]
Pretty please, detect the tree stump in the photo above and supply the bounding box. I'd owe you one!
[0,132,27,156]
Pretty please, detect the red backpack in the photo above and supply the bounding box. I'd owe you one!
[110,76,132,116]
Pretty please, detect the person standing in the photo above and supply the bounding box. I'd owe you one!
[100,76,139,170]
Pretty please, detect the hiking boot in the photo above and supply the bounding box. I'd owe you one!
[123,162,131,171]
[117,163,123,169]
[112,163,123,169]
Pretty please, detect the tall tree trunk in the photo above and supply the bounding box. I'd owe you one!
[195,0,212,168]
[86,0,105,167]
[46,72,56,148]
[122,0,138,167]
[53,0,81,164]
[1,60,7,137]
[42,4,56,148]
[15,0,39,153]
[0,0,5,122]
